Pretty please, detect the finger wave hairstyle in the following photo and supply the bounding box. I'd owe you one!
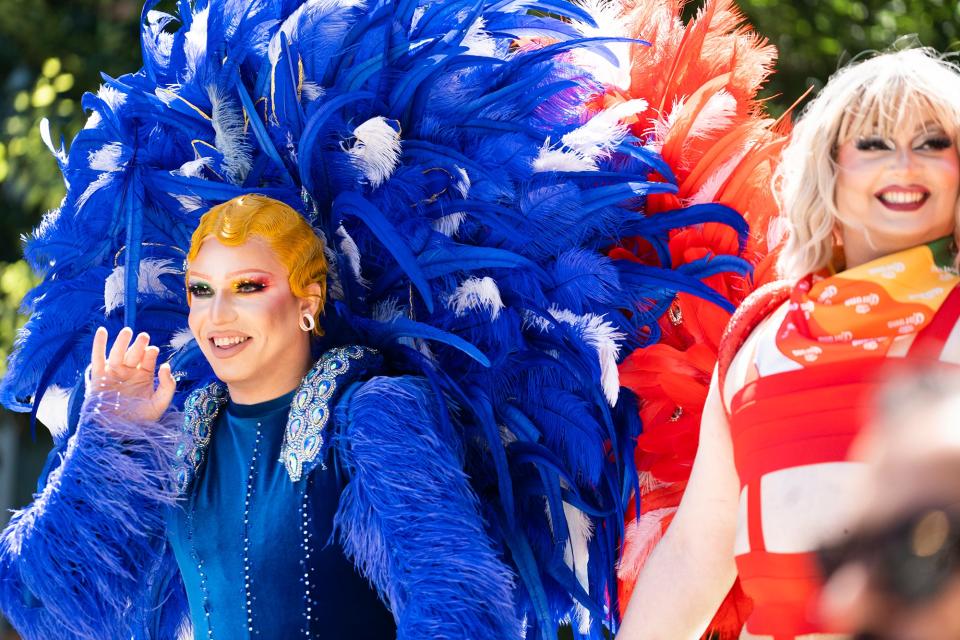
[186,194,328,335]
[775,47,960,280]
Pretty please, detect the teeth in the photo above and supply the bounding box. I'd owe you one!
[212,336,249,348]
[880,191,925,205]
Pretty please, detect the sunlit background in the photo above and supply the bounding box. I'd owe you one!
[1,0,959,636]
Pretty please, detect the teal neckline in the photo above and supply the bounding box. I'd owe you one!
[226,388,297,419]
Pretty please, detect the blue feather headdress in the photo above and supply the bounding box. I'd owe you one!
[1,0,748,636]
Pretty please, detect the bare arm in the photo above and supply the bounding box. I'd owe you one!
[617,369,740,639]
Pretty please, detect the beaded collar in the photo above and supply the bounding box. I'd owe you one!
[175,345,380,493]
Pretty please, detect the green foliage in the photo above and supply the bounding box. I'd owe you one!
[724,0,960,115]
[0,260,38,377]
[0,0,151,263]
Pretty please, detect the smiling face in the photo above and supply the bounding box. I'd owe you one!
[187,236,318,404]
[834,113,960,268]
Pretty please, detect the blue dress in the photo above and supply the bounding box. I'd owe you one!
[0,346,520,639]
[166,390,395,639]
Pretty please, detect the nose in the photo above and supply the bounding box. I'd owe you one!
[210,291,238,324]
[891,146,919,172]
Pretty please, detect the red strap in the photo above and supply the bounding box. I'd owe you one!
[747,480,765,553]
[906,283,960,360]
[717,280,793,404]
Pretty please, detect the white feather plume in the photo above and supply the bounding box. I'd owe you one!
[549,307,625,405]
[463,16,497,57]
[649,91,737,154]
[534,99,646,173]
[447,277,504,320]
[104,259,183,314]
[322,238,345,301]
[96,85,127,111]
[173,157,212,179]
[688,145,748,205]
[268,0,367,66]
[336,225,369,287]
[432,212,466,237]
[183,7,209,82]
[39,118,66,165]
[88,143,124,172]
[36,385,70,439]
[209,88,252,184]
[533,145,599,173]
[569,0,632,89]
[562,502,594,633]
[346,116,402,187]
[168,327,196,353]
[617,508,677,580]
[173,195,204,214]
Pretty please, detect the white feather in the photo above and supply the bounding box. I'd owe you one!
[534,99,646,173]
[432,212,466,237]
[447,277,504,320]
[96,85,126,111]
[687,90,737,140]
[617,508,677,580]
[268,0,367,66]
[173,157,212,179]
[323,239,345,301]
[569,0,632,89]
[462,16,497,57]
[39,118,66,164]
[104,259,182,314]
[88,143,124,172]
[183,7,209,82]
[145,10,175,59]
[533,145,598,173]
[373,297,404,322]
[521,309,553,333]
[168,327,196,353]
[36,385,70,439]
[649,91,737,154]
[209,88,252,184]
[76,173,115,211]
[563,99,646,153]
[451,166,471,197]
[688,146,748,205]
[346,116,402,188]
[301,80,324,101]
[83,111,102,130]
[173,194,204,214]
[549,307,625,405]
[563,502,594,632]
[336,225,369,287]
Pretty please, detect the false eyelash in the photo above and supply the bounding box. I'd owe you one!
[921,137,953,151]
[234,279,268,293]
[188,283,213,297]
[854,137,892,151]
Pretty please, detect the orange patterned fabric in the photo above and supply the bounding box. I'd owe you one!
[776,238,959,367]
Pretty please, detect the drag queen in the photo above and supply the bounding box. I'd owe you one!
[618,47,960,639]
[0,0,752,638]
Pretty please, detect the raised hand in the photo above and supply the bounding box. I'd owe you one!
[90,326,176,422]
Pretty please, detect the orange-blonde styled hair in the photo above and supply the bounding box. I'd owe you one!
[186,194,328,335]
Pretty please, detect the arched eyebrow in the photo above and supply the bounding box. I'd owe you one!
[188,269,275,279]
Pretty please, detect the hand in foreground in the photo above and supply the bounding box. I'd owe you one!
[90,326,176,422]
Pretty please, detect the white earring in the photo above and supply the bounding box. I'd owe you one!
[299,312,316,332]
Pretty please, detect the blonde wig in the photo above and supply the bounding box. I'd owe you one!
[186,194,328,335]
[775,48,960,280]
